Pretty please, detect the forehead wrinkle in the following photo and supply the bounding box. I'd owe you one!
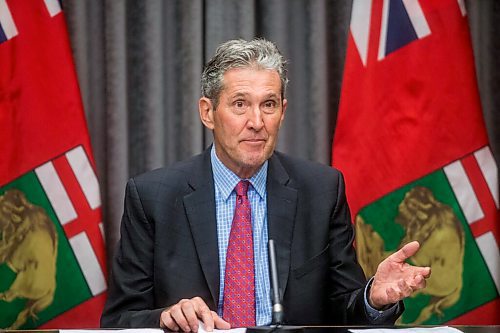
[221,68,283,102]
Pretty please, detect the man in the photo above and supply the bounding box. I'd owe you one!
[101,39,430,331]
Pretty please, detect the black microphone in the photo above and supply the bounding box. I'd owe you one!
[247,239,303,333]
[268,239,284,325]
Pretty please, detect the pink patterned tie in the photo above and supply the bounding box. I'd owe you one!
[223,180,256,327]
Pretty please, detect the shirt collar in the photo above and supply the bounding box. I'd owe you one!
[211,145,267,201]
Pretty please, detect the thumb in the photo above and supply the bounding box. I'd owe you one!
[389,241,420,263]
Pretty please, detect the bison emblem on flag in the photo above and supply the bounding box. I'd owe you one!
[333,0,499,324]
[0,0,106,328]
[355,146,499,324]
[0,189,58,329]
[0,146,106,329]
[356,186,466,324]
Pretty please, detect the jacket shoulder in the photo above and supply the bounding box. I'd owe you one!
[128,151,209,199]
[272,151,343,185]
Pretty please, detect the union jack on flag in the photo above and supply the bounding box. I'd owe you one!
[0,0,18,44]
[351,0,466,65]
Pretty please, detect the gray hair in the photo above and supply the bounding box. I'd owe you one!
[201,38,289,108]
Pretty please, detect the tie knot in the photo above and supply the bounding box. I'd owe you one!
[235,180,250,197]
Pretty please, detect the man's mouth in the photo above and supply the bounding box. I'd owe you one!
[241,138,266,145]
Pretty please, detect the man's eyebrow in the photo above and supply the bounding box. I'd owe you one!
[230,92,249,99]
[265,93,280,99]
[229,92,280,100]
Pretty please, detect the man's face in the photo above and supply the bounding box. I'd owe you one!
[199,67,287,178]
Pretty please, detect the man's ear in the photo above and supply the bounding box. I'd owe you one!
[199,97,215,130]
[279,98,287,128]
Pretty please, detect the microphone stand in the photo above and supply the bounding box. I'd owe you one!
[246,240,303,333]
[269,239,284,326]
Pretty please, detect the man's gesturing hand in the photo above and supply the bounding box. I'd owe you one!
[369,241,431,309]
[160,297,230,332]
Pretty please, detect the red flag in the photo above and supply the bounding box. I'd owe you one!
[0,0,106,329]
[333,0,498,325]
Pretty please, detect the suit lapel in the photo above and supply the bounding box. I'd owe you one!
[183,149,220,309]
[267,153,298,300]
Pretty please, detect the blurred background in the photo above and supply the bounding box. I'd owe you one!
[62,0,500,259]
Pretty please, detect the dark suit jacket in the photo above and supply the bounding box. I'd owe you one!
[101,148,402,327]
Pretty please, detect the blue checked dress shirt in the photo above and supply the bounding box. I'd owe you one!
[211,146,272,325]
[210,146,397,325]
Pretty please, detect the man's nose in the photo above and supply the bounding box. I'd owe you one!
[247,106,264,130]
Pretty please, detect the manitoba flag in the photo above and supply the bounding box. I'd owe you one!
[0,0,106,329]
[332,0,499,325]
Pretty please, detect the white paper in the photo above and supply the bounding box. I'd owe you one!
[60,322,245,333]
[198,321,246,333]
[350,326,464,333]
[59,328,165,333]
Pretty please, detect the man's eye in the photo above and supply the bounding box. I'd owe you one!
[235,101,245,108]
[262,100,278,113]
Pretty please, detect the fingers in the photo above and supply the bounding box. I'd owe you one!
[420,266,431,278]
[198,306,214,331]
[160,307,180,331]
[409,273,428,290]
[212,311,231,330]
[413,275,426,290]
[389,241,420,263]
[405,265,431,284]
[398,278,413,297]
[409,266,431,280]
[166,299,194,332]
[159,297,215,332]
[373,272,430,307]
[392,274,429,299]
[385,279,415,304]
